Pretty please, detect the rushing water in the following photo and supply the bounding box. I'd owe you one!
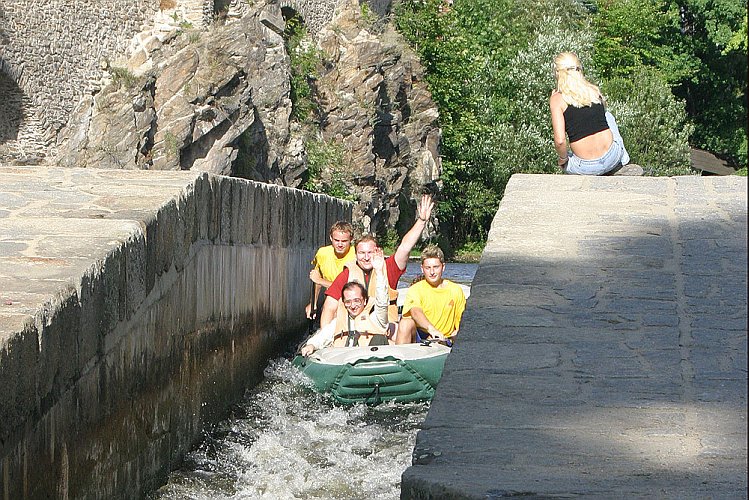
[151,263,477,499]
[151,360,429,499]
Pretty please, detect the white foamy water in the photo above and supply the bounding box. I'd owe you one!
[152,359,429,500]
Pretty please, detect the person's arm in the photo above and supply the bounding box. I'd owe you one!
[371,248,389,329]
[319,296,338,328]
[448,288,467,337]
[305,254,325,319]
[392,194,434,270]
[549,92,569,168]
[319,269,347,327]
[305,282,320,319]
[407,307,444,340]
[306,268,332,319]
[301,322,335,356]
[309,268,333,288]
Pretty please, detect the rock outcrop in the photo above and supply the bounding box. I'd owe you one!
[48,0,441,235]
[313,0,441,235]
[53,2,294,177]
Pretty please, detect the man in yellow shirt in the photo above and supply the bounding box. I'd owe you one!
[396,245,466,345]
[306,221,355,320]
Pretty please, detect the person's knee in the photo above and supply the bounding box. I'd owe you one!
[400,318,415,332]
[396,318,416,344]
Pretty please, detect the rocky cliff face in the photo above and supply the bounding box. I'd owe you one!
[313,0,441,235]
[51,0,440,235]
[53,2,293,177]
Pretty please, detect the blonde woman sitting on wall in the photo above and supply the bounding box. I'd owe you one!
[550,52,641,176]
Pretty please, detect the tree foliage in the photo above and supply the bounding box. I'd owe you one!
[593,0,747,167]
[395,0,702,248]
[605,69,692,175]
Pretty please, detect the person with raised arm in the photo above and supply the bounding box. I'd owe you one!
[300,248,390,355]
[317,194,435,330]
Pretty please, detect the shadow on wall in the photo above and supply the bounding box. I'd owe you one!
[0,61,23,145]
[233,106,272,181]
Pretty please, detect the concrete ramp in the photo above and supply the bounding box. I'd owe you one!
[402,174,747,498]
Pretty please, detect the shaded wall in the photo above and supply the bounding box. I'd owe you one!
[0,170,350,499]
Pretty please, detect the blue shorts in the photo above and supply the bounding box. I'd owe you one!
[564,111,631,176]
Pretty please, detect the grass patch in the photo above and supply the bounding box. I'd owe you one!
[109,66,138,89]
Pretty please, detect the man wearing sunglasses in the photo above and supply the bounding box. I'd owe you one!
[318,194,435,329]
[300,248,391,356]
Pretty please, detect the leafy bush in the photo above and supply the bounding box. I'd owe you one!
[304,138,356,201]
[283,15,321,122]
[503,16,597,170]
[396,1,586,245]
[604,68,693,175]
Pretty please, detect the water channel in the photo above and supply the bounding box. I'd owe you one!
[151,262,477,499]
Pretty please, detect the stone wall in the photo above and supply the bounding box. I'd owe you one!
[0,0,160,145]
[280,0,338,35]
[0,0,384,165]
[0,167,351,499]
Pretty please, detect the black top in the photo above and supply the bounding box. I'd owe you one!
[563,102,609,143]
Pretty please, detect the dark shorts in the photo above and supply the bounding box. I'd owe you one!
[415,328,453,347]
[369,334,389,346]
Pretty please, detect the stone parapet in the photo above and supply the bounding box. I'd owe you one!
[0,166,350,499]
[402,174,747,499]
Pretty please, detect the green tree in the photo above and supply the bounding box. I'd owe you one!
[676,0,747,166]
[395,0,732,249]
[395,0,587,246]
[593,0,747,166]
[604,68,693,175]
[593,0,699,84]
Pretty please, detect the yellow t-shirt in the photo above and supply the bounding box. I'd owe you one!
[311,245,355,282]
[402,279,466,337]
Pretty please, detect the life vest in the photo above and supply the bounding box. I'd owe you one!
[332,304,388,347]
[344,261,399,322]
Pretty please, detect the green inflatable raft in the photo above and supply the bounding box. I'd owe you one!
[293,342,451,404]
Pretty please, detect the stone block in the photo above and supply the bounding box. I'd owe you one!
[229,179,243,245]
[219,176,233,245]
[124,233,147,321]
[78,263,106,369]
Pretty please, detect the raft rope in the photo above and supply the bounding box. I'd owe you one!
[364,382,381,405]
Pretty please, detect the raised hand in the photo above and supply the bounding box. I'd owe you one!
[372,247,385,273]
[417,194,434,222]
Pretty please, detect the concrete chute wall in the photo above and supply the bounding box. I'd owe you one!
[0,167,350,499]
